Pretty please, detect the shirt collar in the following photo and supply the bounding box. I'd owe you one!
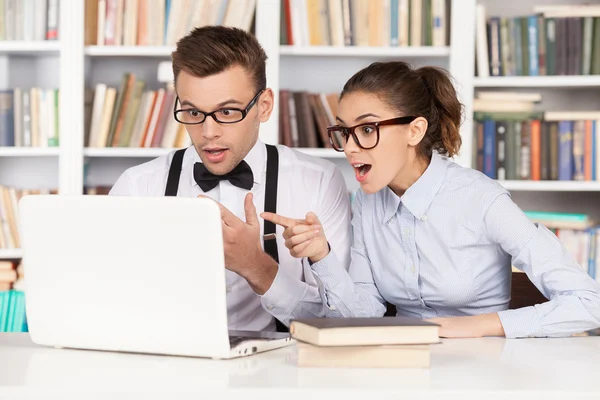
[382,151,448,222]
[188,139,266,189]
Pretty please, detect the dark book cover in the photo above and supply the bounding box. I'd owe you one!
[292,317,440,330]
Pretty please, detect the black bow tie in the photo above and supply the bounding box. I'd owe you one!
[193,160,254,192]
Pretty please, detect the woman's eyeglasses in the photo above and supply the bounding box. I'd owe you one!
[327,116,418,151]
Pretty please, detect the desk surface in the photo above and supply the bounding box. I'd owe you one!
[1,333,599,400]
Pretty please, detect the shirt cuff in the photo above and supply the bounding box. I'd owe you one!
[310,249,349,290]
[497,306,545,338]
[260,265,307,324]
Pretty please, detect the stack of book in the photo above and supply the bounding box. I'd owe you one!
[290,317,440,368]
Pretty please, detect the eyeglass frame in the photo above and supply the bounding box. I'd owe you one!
[173,88,266,125]
[327,116,418,151]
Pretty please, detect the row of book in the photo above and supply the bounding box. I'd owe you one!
[0,88,60,148]
[84,0,256,47]
[474,110,600,182]
[477,4,600,77]
[0,0,59,41]
[0,260,26,333]
[0,187,55,250]
[281,0,449,47]
[0,291,26,333]
[85,76,191,149]
[526,212,600,282]
[279,90,337,149]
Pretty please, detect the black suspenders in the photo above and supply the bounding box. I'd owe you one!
[164,148,186,196]
[165,145,287,332]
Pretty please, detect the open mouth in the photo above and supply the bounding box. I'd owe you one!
[203,148,228,163]
[353,163,372,181]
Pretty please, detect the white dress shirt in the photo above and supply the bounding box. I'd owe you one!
[109,140,352,331]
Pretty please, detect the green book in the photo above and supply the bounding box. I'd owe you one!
[473,111,544,121]
[524,211,589,222]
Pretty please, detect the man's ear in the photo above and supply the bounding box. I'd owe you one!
[407,117,428,147]
[258,88,275,123]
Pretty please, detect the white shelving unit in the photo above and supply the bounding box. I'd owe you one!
[83,147,346,159]
[279,45,451,57]
[474,76,600,88]
[85,46,175,57]
[0,148,60,157]
[500,181,600,192]
[3,0,600,258]
[0,41,60,55]
[0,249,23,259]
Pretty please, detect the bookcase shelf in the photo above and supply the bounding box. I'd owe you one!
[0,148,59,157]
[84,147,175,158]
[84,46,175,57]
[474,76,600,88]
[0,41,60,55]
[279,45,451,57]
[83,147,346,159]
[0,249,22,259]
[500,180,600,192]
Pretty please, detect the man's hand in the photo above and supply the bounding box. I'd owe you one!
[200,193,278,295]
[427,313,506,338]
[261,211,329,263]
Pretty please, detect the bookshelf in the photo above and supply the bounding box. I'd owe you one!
[474,76,600,88]
[83,147,345,159]
[500,180,600,191]
[0,41,60,55]
[84,46,175,57]
[2,0,600,258]
[279,45,451,57]
[0,249,23,259]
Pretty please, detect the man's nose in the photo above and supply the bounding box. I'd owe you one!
[201,116,222,140]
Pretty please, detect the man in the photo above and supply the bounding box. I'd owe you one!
[109,26,351,331]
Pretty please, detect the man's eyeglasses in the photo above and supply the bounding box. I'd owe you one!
[173,89,265,125]
[327,116,418,151]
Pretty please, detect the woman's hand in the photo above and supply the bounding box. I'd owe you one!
[261,211,330,263]
[427,314,505,338]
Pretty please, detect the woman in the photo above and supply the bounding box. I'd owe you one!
[262,61,600,338]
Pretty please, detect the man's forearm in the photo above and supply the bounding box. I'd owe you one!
[242,251,279,295]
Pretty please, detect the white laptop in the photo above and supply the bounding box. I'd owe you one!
[18,195,293,359]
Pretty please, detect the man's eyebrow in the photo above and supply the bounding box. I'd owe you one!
[215,98,244,108]
[179,98,245,109]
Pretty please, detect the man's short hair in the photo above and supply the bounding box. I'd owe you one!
[172,26,267,92]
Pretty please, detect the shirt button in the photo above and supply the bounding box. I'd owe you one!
[410,265,416,273]
[421,215,428,221]
[226,285,232,293]
[329,305,337,311]
[267,305,274,311]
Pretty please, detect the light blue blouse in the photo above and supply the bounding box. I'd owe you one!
[311,151,600,338]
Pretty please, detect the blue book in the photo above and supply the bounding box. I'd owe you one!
[589,229,597,280]
[483,120,496,179]
[164,0,171,45]
[0,90,14,147]
[390,0,399,46]
[528,16,539,76]
[558,121,573,181]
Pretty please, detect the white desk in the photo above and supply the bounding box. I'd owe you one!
[0,333,599,400]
